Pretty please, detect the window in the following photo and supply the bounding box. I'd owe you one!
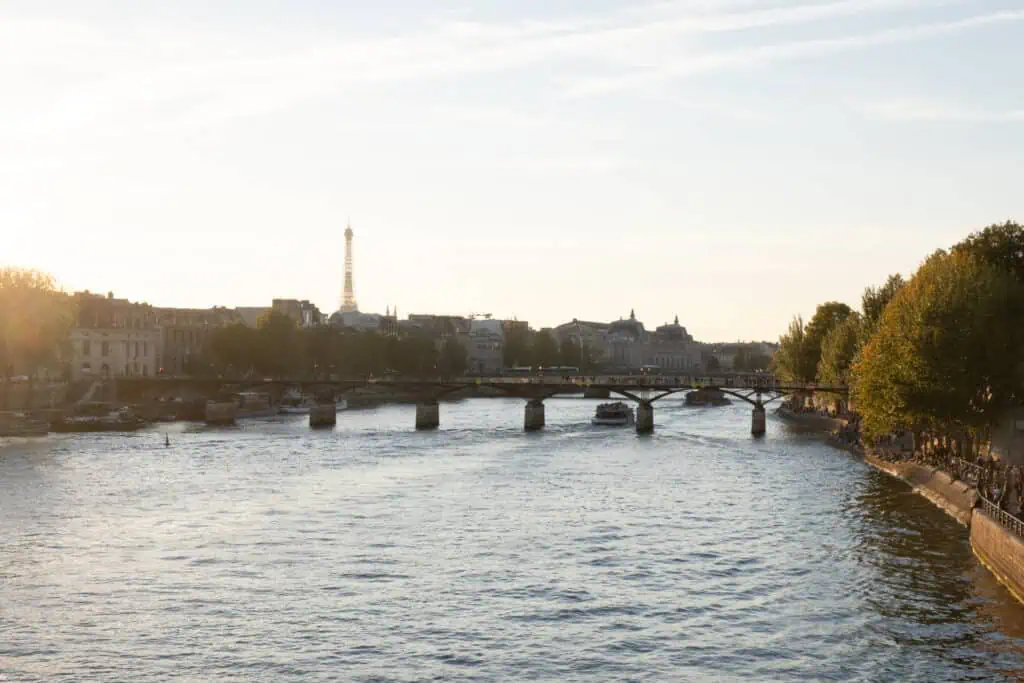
[101,341,109,357]
[143,364,149,377]
[143,341,148,356]
[83,340,91,356]
[134,341,139,359]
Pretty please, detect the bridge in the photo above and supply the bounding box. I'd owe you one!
[115,373,847,435]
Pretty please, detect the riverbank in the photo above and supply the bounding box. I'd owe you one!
[781,406,1024,605]
[775,404,846,431]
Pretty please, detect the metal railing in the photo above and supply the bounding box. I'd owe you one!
[980,496,1024,539]
[950,456,984,485]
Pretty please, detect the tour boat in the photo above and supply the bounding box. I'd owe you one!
[51,407,146,433]
[591,402,635,426]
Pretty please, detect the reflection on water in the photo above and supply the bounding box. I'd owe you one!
[0,399,1022,682]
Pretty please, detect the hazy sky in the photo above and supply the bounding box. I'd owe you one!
[3,1,1021,341]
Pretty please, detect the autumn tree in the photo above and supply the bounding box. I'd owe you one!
[953,220,1024,283]
[0,268,75,405]
[859,274,904,344]
[773,316,816,383]
[816,312,860,385]
[851,249,1024,439]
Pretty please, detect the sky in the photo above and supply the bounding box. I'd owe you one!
[2,0,1022,342]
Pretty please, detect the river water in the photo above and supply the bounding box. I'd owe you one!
[2,398,1023,682]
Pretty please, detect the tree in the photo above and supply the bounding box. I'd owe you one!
[953,220,1024,283]
[859,274,904,345]
[0,268,74,406]
[803,301,853,374]
[209,323,259,376]
[559,337,582,368]
[817,312,860,385]
[851,249,1024,438]
[503,324,531,368]
[438,338,467,377]
[530,330,560,367]
[256,310,301,376]
[773,316,816,383]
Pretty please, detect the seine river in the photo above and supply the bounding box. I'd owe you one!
[2,398,1023,681]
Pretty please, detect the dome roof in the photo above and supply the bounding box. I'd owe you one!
[609,317,644,337]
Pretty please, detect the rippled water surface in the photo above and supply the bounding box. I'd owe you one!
[2,398,1023,681]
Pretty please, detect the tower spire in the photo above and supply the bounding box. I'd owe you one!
[340,220,358,313]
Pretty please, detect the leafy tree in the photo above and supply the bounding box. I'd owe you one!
[773,316,816,383]
[817,312,860,385]
[559,337,582,367]
[209,323,259,376]
[503,324,531,368]
[530,330,560,367]
[0,268,75,406]
[256,311,300,376]
[851,249,1024,438]
[803,302,853,373]
[859,274,904,344]
[953,220,1024,283]
[438,338,467,377]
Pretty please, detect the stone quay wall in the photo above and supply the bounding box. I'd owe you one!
[971,509,1024,604]
[780,405,1024,605]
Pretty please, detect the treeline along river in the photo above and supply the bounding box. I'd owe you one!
[2,398,1023,681]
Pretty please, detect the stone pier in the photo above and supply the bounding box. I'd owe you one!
[636,401,654,434]
[415,400,440,430]
[524,399,545,431]
[751,401,766,436]
[205,400,237,426]
[309,402,337,428]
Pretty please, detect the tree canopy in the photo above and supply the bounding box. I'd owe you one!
[851,249,1024,438]
[816,312,860,386]
[0,268,74,382]
[773,316,815,383]
[953,220,1024,284]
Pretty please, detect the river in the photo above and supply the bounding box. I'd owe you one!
[1,398,1023,681]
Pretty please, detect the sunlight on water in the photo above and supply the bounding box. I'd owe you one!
[1,398,1022,682]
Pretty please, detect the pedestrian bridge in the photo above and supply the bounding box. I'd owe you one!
[117,373,846,436]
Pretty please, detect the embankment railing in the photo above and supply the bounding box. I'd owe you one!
[950,456,984,486]
[980,496,1024,539]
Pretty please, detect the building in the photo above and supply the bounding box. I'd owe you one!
[70,292,161,380]
[406,314,471,340]
[153,306,240,376]
[272,299,324,328]
[234,307,269,328]
[606,310,702,372]
[553,319,611,366]
[466,318,504,375]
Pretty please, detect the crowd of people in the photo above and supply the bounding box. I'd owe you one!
[836,421,1024,515]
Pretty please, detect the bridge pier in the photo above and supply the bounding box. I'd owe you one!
[751,401,766,436]
[205,400,236,426]
[309,402,337,428]
[415,400,440,430]
[524,399,546,431]
[636,401,654,434]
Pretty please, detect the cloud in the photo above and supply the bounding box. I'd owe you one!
[1,0,1019,140]
[858,98,1024,122]
[566,8,1024,96]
